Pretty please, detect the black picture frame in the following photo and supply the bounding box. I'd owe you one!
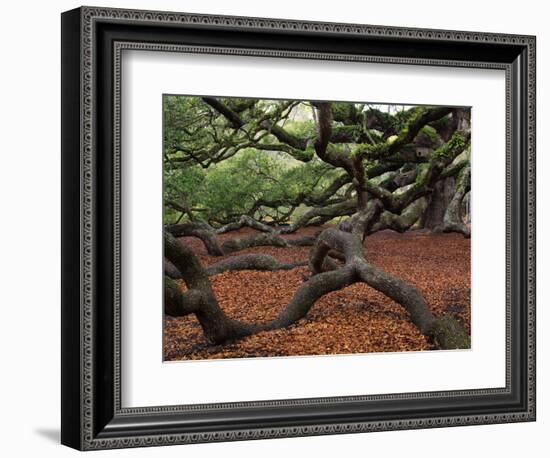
[61,6,536,450]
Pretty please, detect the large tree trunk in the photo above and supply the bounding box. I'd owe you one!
[437,166,471,238]
[422,176,456,230]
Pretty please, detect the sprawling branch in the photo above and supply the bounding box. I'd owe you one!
[221,232,316,254]
[164,229,469,349]
[205,255,307,276]
[164,232,353,343]
[352,107,453,160]
[308,228,470,347]
[313,103,354,172]
[164,232,258,342]
[164,98,472,352]
[263,122,308,150]
[246,173,351,221]
[363,132,470,214]
[280,199,357,234]
[370,197,429,233]
[166,99,472,243]
[166,254,307,278]
[214,215,276,234]
[165,222,224,256]
[202,97,244,129]
[165,217,318,258]
[164,277,203,316]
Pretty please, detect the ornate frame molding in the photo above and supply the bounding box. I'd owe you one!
[61,6,536,450]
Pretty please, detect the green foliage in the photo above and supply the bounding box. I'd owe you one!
[164,148,340,225]
[414,163,431,186]
[386,135,398,145]
[164,166,206,223]
[433,132,466,159]
[332,125,362,142]
[163,96,218,157]
[420,125,439,140]
[332,102,358,122]
[282,117,316,139]
[162,95,469,227]
[164,166,205,202]
[392,106,424,131]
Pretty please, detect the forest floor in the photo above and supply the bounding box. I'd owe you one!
[164,227,471,361]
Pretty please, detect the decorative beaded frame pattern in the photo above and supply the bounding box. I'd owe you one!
[75,6,535,450]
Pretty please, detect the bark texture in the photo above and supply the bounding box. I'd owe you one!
[423,177,456,229]
[165,222,224,256]
[437,166,471,238]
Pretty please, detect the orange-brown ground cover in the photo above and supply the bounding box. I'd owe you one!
[164,227,470,361]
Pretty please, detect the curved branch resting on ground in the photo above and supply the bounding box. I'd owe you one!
[166,218,318,257]
[164,230,469,349]
[164,231,353,344]
[221,232,317,254]
[165,222,224,256]
[214,215,276,234]
[165,254,307,278]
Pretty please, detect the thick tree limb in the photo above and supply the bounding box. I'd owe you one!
[353,107,453,160]
[164,232,259,343]
[206,254,307,276]
[164,259,183,279]
[221,232,316,254]
[164,232,358,343]
[165,222,224,256]
[214,215,276,234]
[202,97,244,129]
[309,228,470,347]
[262,121,307,150]
[269,267,357,328]
[221,233,289,253]
[164,276,203,316]
[166,253,306,278]
[313,103,354,173]
[349,198,383,238]
[370,197,429,234]
[363,132,470,213]
[247,174,351,222]
[280,199,357,234]
[165,213,318,260]
[422,177,456,230]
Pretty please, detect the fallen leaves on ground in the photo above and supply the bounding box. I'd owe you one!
[164,227,470,361]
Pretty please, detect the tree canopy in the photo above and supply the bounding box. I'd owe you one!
[163,96,470,236]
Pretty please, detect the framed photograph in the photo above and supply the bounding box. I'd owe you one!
[61,6,536,450]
